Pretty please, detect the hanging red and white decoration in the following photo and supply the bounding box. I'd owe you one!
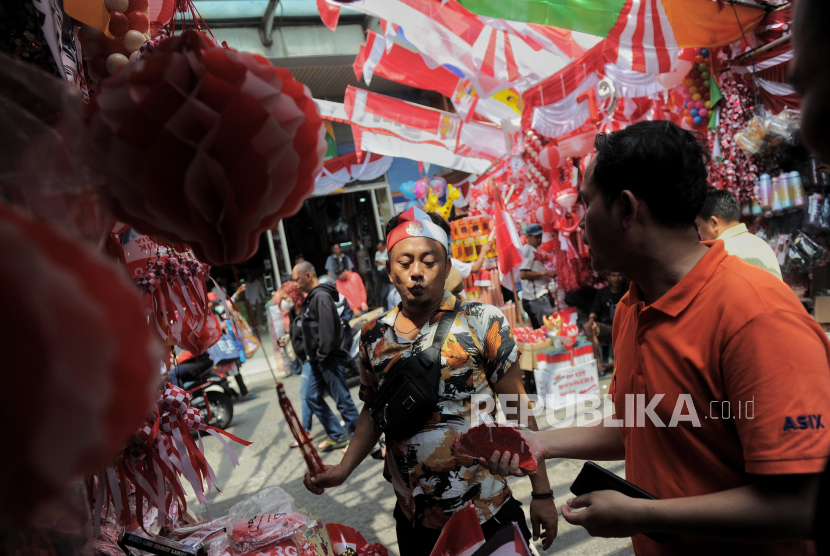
[88,30,326,266]
[0,205,160,523]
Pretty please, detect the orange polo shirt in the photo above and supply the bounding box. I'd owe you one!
[612,241,830,556]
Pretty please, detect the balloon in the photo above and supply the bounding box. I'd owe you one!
[429,177,447,201]
[703,79,711,88]
[693,116,703,125]
[699,108,708,118]
[701,48,710,57]
[690,108,699,117]
[414,178,429,200]
[698,63,708,72]
[692,93,702,101]
[695,100,705,109]
[400,180,417,200]
[538,144,561,170]
[694,54,704,64]
[701,71,710,80]
[685,116,694,124]
[689,86,698,94]
[704,100,712,109]
[684,93,693,102]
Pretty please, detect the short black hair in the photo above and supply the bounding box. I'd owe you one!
[698,189,741,223]
[592,121,710,228]
[384,211,452,256]
[334,263,346,276]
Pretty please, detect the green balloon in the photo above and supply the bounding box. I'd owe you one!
[698,63,708,72]
[703,79,711,88]
[701,71,710,80]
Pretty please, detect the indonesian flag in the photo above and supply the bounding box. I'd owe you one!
[354,30,522,125]
[494,199,523,276]
[470,523,532,556]
[324,0,578,97]
[343,88,506,169]
[358,129,492,174]
[325,524,368,555]
[429,504,485,556]
[345,86,462,153]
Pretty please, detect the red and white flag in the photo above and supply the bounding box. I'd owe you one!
[344,86,462,153]
[494,199,524,276]
[470,523,532,556]
[429,504,485,556]
[325,523,368,555]
[325,0,578,97]
[354,31,522,125]
[343,88,506,168]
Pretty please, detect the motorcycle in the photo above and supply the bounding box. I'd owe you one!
[184,369,237,430]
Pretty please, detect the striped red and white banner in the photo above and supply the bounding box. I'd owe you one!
[603,0,679,75]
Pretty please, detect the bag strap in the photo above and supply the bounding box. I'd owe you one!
[421,298,461,365]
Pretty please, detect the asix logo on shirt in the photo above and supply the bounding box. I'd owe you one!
[783,415,824,431]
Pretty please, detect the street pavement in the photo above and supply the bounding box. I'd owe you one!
[187,344,634,556]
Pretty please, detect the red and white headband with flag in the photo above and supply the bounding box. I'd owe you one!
[387,207,449,252]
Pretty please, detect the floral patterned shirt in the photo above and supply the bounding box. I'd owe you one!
[358,291,519,529]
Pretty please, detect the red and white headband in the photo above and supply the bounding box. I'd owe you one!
[387,207,449,253]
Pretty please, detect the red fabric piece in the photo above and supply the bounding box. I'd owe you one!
[317,0,340,30]
[494,205,523,274]
[454,424,537,472]
[427,504,484,556]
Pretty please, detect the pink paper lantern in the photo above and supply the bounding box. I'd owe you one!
[87,31,326,265]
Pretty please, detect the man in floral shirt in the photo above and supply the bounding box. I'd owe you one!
[304,208,557,556]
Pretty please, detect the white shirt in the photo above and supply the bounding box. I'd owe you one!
[520,244,549,301]
[717,223,783,280]
[451,258,473,279]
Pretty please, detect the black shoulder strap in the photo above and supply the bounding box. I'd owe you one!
[422,298,461,364]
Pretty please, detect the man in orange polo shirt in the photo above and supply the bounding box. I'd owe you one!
[482,121,830,555]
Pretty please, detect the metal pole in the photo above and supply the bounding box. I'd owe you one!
[370,188,384,240]
[278,219,291,276]
[266,229,281,290]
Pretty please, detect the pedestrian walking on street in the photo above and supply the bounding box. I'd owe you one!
[277,280,344,451]
[293,262,360,452]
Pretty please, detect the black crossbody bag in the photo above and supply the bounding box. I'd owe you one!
[368,299,461,441]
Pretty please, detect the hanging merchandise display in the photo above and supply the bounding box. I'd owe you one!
[88,30,327,266]
[0,204,161,523]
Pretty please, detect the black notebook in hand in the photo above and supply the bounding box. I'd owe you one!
[570,461,672,543]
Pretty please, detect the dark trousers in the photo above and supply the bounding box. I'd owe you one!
[522,294,553,329]
[394,498,531,556]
